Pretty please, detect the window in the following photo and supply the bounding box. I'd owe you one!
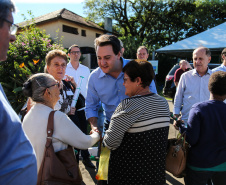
[63,25,78,35]
[96,33,101,38]
[81,30,86,37]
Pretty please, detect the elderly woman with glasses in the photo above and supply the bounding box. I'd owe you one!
[22,73,100,172]
[43,49,94,166]
[103,60,170,185]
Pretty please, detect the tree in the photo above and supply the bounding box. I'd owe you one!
[0,18,65,113]
[84,0,226,55]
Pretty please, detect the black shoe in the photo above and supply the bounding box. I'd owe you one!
[82,158,95,169]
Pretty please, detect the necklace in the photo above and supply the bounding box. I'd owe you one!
[137,90,151,96]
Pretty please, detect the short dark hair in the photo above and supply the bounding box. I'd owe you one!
[45,49,67,66]
[94,34,121,55]
[208,71,226,96]
[221,48,226,61]
[122,60,154,88]
[193,47,211,57]
[137,46,148,54]
[68,44,80,53]
[0,0,15,27]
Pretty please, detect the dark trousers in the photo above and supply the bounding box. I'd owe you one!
[185,167,226,185]
[68,109,90,162]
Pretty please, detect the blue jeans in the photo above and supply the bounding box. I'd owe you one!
[185,167,226,185]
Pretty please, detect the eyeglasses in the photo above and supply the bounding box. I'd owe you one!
[70,51,80,55]
[43,82,60,95]
[3,18,19,35]
[53,63,67,68]
[123,77,130,82]
[47,82,60,89]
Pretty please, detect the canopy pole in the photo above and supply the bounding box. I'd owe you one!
[152,51,155,60]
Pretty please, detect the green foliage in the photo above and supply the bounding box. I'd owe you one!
[0,14,65,113]
[84,0,226,55]
[84,0,225,85]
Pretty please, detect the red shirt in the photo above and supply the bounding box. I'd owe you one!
[174,68,189,83]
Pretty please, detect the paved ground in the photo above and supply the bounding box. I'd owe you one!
[79,100,185,185]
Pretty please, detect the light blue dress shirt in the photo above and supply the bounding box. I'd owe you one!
[212,64,226,73]
[85,58,157,122]
[173,69,212,125]
[0,84,37,184]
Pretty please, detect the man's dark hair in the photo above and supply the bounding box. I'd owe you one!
[122,60,154,88]
[94,34,121,55]
[0,0,15,27]
[208,71,226,96]
[68,44,80,54]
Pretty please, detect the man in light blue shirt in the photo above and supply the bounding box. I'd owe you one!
[86,35,156,132]
[212,48,226,73]
[0,1,37,184]
[173,47,212,126]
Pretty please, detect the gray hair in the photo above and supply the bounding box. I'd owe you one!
[193,47,211,57]
[0,0,16,27]
[23,73,55,103]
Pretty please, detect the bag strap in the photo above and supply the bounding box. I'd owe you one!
[46,111,56,147]
[37,110,56,185]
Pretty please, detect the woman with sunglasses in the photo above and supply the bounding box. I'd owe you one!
[22,73,100,172]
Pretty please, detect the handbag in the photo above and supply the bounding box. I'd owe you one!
[165,132,190,178]
[37,111,82,185]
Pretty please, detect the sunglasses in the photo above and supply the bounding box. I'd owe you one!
[47,82,60,89]
[123,77,130,82]
[43,82,60,95]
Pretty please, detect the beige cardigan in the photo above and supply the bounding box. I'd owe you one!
[22,103,99,171]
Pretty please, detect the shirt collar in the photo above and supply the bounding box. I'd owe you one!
[221,64,226,68]
[67,61,80,69]
[192,68,212,76]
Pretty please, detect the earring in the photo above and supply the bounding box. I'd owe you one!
[137,84,139,86]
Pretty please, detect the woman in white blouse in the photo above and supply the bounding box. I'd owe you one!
[22,73,100,171]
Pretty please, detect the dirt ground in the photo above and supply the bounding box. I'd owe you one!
[79,100,185,185]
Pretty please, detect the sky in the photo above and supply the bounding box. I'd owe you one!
[13,0,86,24]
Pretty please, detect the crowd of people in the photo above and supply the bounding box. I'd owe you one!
[1,0,226,185]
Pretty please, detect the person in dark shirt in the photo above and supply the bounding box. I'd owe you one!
[175,71,226,185]
[174,60,192,87]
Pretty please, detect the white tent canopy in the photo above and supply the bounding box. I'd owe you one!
[155,22,226,58]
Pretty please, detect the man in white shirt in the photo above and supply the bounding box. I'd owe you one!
[136,46,157,93]
[212,48,226,73]
[66,45,90,98]
[66,45,95,168]
[173,47,212,126]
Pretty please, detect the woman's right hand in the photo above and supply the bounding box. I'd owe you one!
[90,126,99,134]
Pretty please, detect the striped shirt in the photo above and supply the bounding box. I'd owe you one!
[103,93,170,185]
